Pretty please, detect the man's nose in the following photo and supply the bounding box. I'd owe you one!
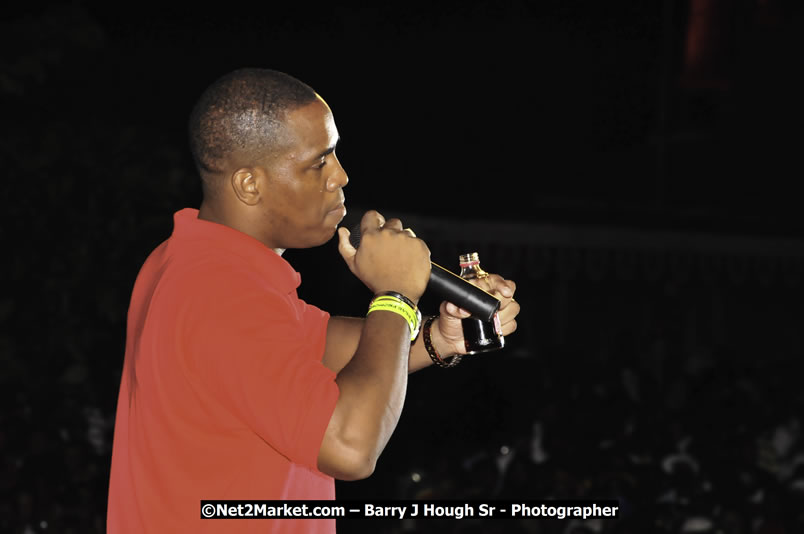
[326,158,348,191]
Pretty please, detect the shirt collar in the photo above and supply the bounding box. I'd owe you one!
[171,208,302,293]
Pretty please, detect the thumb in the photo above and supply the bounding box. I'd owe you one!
[443,301,472,319]
[337,227,357,263]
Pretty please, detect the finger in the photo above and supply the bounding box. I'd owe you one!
[382,218,404,232]
[360,210,386,237]
[486,274,515,299]
[444,301,472,318]
[503,279,516,296]
[337,227,356,259]
[403,228,416,238]
[497,298,521,325]
[499,318,518,336]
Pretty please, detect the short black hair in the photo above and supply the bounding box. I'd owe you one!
[188,68,318,189]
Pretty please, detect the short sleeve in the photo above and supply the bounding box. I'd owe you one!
[182,263,339,471]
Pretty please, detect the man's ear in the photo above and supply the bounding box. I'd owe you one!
[230,167,261,205]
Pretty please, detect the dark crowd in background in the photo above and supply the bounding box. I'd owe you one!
[2,1,804,533]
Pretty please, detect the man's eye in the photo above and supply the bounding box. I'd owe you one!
[315,158,327,169]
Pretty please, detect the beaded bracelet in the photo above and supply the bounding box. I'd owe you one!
[367,291,422,341]
[422,315,463,368]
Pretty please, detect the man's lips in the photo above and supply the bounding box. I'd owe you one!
[327,202,346,217]
[328,194,346,213]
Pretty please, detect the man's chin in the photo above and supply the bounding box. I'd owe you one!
[283,223,342,250]
[310,226,340,248]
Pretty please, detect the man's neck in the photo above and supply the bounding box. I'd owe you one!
[198,200,285,257]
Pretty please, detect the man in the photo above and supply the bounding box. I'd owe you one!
[107,68,519,533]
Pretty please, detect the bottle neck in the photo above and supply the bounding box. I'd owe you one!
[459,253,487,279]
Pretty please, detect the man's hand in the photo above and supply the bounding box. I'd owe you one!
[434,274,519,356]
[337,210,430,302]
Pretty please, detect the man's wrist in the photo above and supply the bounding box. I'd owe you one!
[426,316,445,356]
[431,316,466,356]
[423,316,464,368]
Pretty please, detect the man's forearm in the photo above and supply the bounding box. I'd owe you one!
[318,311,411,480]
[323,315,447,374]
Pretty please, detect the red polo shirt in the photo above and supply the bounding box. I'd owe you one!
[108,208,339,533]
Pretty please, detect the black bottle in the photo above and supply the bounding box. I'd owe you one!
[459,252,505,354]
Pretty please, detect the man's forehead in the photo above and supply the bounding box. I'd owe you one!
[281,99,338,158]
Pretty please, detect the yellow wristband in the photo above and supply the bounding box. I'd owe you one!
[370,294,420,325]
[367,301,420,341]
[367,294,422,341]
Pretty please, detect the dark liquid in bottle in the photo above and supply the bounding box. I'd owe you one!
[462,314,505,354]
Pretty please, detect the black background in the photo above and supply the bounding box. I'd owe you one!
[4,1,803,227]
[3,1,804,533]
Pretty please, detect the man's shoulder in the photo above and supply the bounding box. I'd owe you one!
[135,239,269,299]
[132,233,304,324]
[157,233,251,276]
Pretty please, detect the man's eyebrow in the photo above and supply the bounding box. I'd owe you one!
[312,137,339,161]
